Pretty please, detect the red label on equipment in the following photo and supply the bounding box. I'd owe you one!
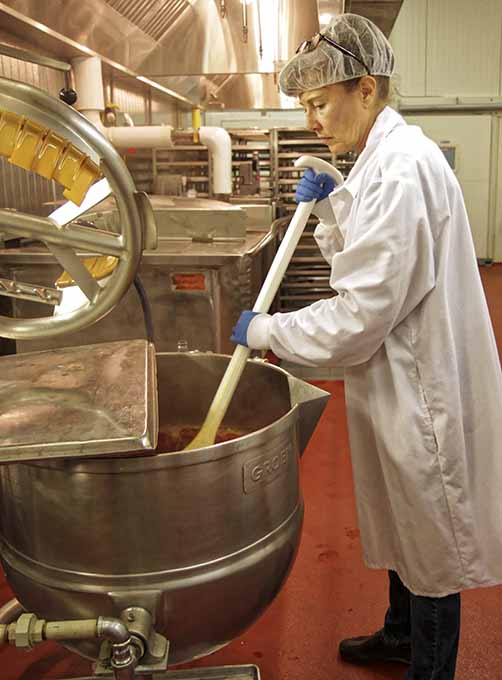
[171,273,206,291]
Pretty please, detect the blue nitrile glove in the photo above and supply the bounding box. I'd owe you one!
[230,310,259,347]
[295,168,335,204]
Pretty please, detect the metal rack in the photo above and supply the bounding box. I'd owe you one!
[124,128,357,314]
[230,129,272,200]
[153,144,212,198]
[270,128,356,313]
[126,132,273,201]
[125,144,212,198]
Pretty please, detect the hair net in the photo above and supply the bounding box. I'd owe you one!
[279,13,395,96]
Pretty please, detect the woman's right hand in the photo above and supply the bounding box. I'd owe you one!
[295,168,336,203]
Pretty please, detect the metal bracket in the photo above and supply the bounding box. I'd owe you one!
[93,638,169,676]
[0,277,63,305]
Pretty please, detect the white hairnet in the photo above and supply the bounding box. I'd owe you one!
[279,13,395,96]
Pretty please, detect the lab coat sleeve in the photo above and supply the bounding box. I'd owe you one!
[312,197,344,263]
[265,176,436,367]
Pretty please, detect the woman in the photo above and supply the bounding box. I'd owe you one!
[230,13,502,680]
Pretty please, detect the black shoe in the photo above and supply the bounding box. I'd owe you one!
[339,628,411,665]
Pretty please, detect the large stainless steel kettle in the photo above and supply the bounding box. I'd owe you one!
[0,349,329,664]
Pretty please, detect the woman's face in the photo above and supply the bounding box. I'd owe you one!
[299,79,380,155]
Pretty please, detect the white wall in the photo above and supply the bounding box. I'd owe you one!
[493,115,502,261]
[391,0,502,99]
[391,0,502,259]
[205,109,306,129]
[404,114,492,257]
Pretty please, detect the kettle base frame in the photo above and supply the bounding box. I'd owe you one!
[62,664,260,679]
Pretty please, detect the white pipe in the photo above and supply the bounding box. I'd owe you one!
[71,58,231,194]
[84,109,105,130]
[107,125,172,149]
[199,126,232,195]
[72,56,105,112]
[72,56,174,149]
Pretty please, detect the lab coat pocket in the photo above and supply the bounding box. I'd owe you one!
[412,359,439,455]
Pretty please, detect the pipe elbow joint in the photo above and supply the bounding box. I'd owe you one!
[199,126,232,195]
[97,617,130,644]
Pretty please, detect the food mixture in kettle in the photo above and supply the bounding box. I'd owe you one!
[156,426,244,452]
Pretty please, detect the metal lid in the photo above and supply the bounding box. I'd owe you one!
[0,339,158,463]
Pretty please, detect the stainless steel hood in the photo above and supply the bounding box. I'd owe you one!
[345,0,403,37]
[136,0,319,76]
[0,0,403,110]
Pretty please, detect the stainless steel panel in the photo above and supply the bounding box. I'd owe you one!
[0,0,403,113]
[0,41,70,71]
[0,187,277,354]
[0,1,193,106]
[196,73,290,111]
[108,78,149,118]
[139,0,320,76]
[104,0,191,42]
[345,0,404,36]
[84,195,248,239]
[0,228,276,355]
[0,0,156,74]
[0,339,158,461]
[0,0,317,75]
[318,0,345,20]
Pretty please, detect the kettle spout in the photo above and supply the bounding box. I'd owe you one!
[287,376,330,455]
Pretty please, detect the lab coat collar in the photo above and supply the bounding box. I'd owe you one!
[332,106,405,200]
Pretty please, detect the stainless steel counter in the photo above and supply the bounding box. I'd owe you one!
[0,230,273,266]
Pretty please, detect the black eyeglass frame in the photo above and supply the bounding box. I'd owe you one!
[296,33,371,76]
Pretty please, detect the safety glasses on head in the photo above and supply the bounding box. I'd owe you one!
[296,33,371,76]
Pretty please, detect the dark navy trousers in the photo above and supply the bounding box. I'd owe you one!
[384,570,461,680]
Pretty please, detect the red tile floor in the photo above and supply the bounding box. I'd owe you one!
[2,264,502,680]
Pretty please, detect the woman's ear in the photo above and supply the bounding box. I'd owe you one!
[360,76,377,107]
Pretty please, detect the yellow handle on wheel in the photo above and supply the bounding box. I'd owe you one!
[0,109,102,205]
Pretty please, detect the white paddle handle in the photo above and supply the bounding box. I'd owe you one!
[184,155,342,449]
[253,155,343,312]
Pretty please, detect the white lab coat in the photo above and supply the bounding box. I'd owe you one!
[249,106,502,596]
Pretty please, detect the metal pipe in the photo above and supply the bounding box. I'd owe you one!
[112,665,137,680]
[257,0,263,58]
[0,624,8,644]
[0,212,126,257]
[242,0,249,43]
[0,598,23,625]
[45,619,98,641]
[97,617,130,644]
[98,617,140,680]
